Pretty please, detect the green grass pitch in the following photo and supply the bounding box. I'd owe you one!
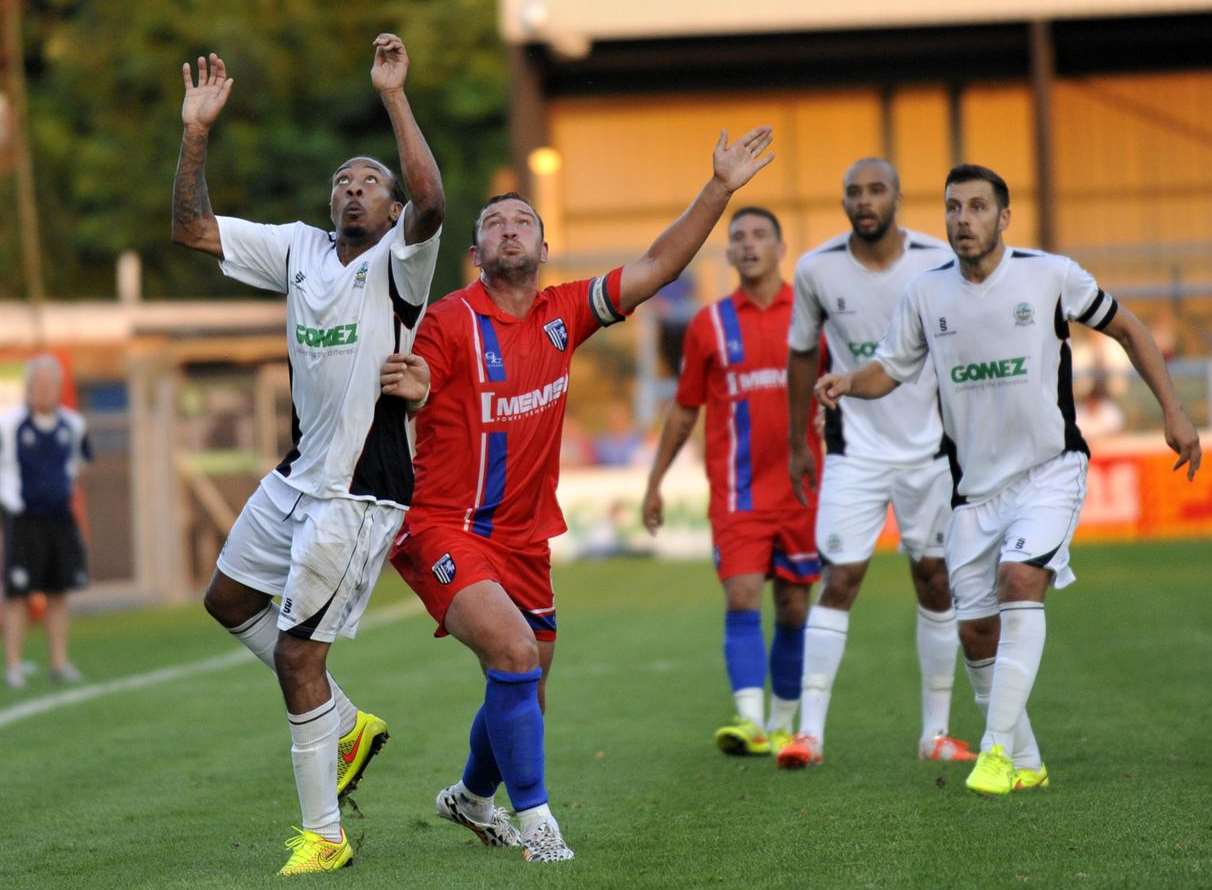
[2,540,1209,888]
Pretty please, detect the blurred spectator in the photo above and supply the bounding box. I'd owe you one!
[1,355,92,689]
[654,273,699,376]
[1076,373,1126,440]
[593,402,643,467]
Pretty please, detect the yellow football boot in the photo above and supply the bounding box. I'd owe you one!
[714,717,772,756]
[337,710,389,800]
[965,744,1015,796]
[278,827,352,875]
[1012,763,1050,791]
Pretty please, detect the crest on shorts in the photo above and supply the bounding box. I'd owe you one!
[544,318,569,352]
[826,533,843,553]
[432,553,457,585]
[1014,302,1035,326]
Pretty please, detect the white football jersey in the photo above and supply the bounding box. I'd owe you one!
[790,229,953,464]
[217,210,441,507]
[876,247,1117,503]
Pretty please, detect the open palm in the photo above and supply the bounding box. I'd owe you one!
[713,127,775,192]
[181,53,233,130]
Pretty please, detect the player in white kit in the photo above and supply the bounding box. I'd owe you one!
[171,35,442,872]
[817,164,1201,796]
[785,158,973,767]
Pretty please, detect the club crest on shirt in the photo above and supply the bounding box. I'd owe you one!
[353,262,369,289]
[432,553,457,585]
[1014,302,1035,326]
[544,318,569,352]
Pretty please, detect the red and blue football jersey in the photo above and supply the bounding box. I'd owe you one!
[676,283,821,521]
[406,269,626,547]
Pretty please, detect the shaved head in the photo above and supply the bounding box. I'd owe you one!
[843,157,900,194]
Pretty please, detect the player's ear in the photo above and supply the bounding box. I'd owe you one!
[998,205,1011,235]
[389,201,405,225]
[539,241,549,264]
[776,240,787,262]
[469,244,482,269]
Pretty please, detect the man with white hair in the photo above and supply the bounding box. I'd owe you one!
[0,354,92,689]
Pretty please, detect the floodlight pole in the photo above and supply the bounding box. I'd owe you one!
[1030,19,1057,252]
[3,0,46,343]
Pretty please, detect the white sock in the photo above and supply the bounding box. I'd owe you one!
[768,695,798,734]
[453,779,494,823]
[916,605,958,742]
[966,655,1042,769]
[982,604,1046,756]
[288,697,342,842]
[733,687,765,729]
[518,802,554,834]
[798,605,849,745]
[231,604,357,736]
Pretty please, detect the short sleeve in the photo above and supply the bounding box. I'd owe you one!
[1062,259,1118,331]
[788,260,824,352]
[388,206,442,329]
[874,287,929,384]
[675,313,712,409]
[216,217,301,293]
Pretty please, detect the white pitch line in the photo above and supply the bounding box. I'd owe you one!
[0,598,423,731]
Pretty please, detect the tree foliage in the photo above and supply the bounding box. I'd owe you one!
[5,0,508,300]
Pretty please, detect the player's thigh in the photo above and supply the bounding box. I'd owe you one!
[504,542,559,644]
[1000,452,1089,593]
[944,497,1008,623]
[216,480,296,598]
[772,506,820,589]
[712,515,775,596]
[282,497,403,644]
[391,526,502,637]
[444,579,539,672]
[816,455,893,566]
[891,457,953,562]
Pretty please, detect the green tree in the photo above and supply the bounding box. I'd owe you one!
[7,0,507,300]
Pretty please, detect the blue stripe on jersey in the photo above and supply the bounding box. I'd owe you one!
[716,300,745,366]
[771,548,821,580]
[733,400,753,512]
[477,315,507,382]
[471,431,508,537]
[524,611,557,634]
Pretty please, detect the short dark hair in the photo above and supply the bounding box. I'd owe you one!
[331,156,407,205]
[472,192,545,246]
[730,206,782,241]
[945,164,1010,209]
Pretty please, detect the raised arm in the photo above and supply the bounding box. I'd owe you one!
[171,54,233,257]
[641,403,701,534]
[787,345,820,504]
[1099,305,1201,479]
[371,34,444,244]
[617,128,774,315]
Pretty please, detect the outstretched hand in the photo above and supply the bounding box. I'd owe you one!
[181,53,233,131]
[371,33,410,94]
[712,126,775,193]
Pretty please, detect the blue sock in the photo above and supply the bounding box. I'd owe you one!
[723,609,766,691]
[770,622,806,701]
[461,705,502,798]
[483,668,547,812]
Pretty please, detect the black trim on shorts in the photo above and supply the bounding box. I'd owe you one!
[1023,544,1063,569]
[283,504,371,640]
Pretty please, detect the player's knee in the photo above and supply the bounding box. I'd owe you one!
[818,569,861,610]
[957,618,998,660]
[491,634,540,674]
[202,571,265,628]
[912,559,952,611]
[997,563,1048,603]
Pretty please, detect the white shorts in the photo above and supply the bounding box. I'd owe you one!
[816,454,952,565]
[217,472,404,643]
[945,451,1088,622]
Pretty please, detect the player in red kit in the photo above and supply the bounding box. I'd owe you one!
[381,128,775,861]
[642,207,821,768]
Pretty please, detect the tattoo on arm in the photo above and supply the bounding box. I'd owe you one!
[172,129,220,255]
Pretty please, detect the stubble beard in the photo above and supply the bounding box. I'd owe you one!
[850,208,895,244]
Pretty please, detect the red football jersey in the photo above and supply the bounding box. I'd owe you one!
[676,283,820,521]
[407,269,626,546]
